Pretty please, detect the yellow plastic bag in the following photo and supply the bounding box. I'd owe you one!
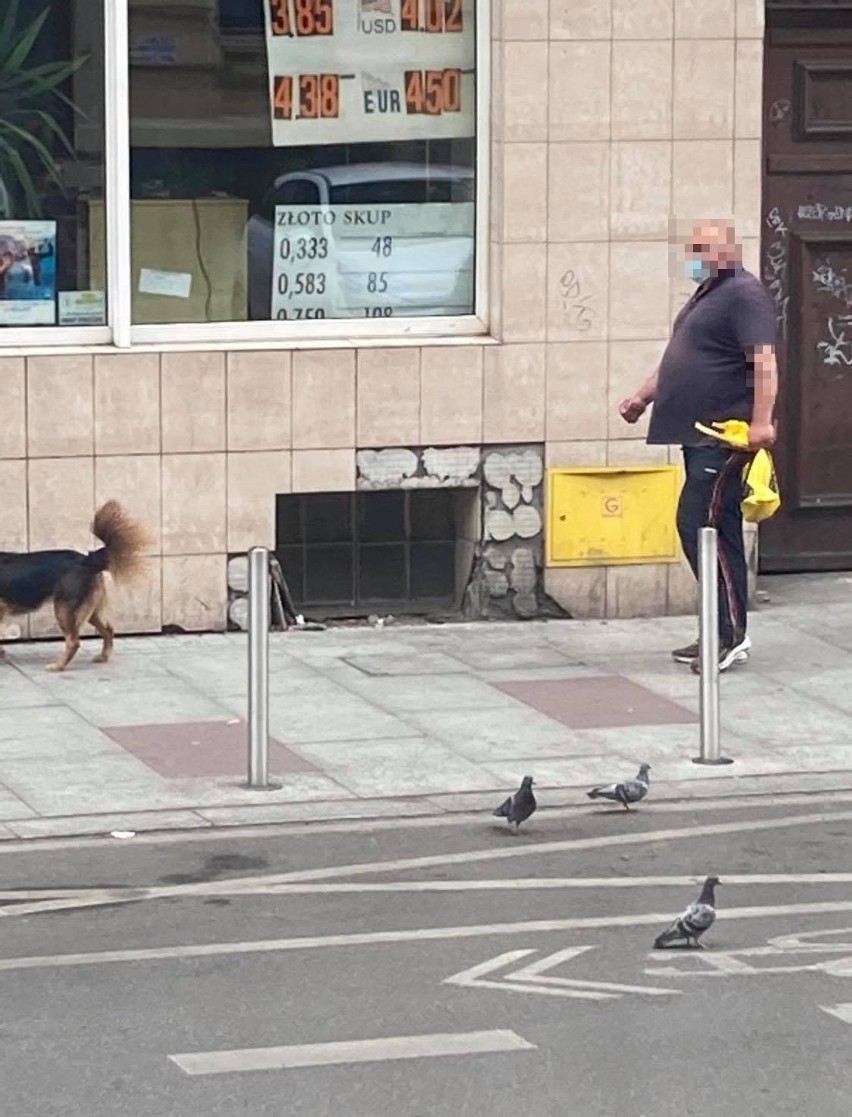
[742,449,781,523]
[693,420,781,523]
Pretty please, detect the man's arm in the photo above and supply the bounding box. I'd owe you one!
[748,344,778,449]
[619,369,659,423]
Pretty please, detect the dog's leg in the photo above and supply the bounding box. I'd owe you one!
[89,605,114,664]
[48,601,82,673]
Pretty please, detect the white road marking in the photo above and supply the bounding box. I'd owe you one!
[446,945,680,1002]
[820,1003,852,1024]
[169,1029,536,1076]
[4,900,852,974]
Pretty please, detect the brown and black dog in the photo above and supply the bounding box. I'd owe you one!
[0,501,149,672]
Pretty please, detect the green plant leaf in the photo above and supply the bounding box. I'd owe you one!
[0,134,41,217]
[5,108,74,156]
[0,0,21,60]
[3,9,50,74]
[0,119,62,187]
[0,59,82,101]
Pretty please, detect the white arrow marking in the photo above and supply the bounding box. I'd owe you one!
[443,949,618,1001]
[820,1003,852,1025]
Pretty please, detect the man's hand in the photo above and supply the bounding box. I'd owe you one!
[747,420,776,450]
[619,395,647,424]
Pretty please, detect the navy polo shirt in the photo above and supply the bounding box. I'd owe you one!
[647,266,777,446]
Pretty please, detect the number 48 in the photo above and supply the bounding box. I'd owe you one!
[371,236,393,258]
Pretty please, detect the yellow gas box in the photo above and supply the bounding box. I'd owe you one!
[546,465,682,567]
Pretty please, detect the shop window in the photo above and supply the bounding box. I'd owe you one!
[0,1,106,332]
[128,0,477,330]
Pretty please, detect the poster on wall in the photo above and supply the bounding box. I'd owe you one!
[271,200,475,319]
[0,220,57,326]
[263,0,476,146]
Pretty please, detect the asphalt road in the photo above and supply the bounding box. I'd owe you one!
[2,793,852,1117]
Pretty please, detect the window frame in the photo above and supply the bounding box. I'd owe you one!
[0,0,490,351]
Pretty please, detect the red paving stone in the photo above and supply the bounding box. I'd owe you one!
[104,721,317,779]
[495,675,697,730]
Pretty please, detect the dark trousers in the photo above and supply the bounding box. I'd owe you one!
[677,445,750,647]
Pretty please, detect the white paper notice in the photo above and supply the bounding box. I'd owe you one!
[58,290,106,326]
[138,268,192,299]
[263,0,476,147]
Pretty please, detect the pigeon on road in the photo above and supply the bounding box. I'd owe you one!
[493,775,536,831]
[654,876,720,949]
[586,763,651,811]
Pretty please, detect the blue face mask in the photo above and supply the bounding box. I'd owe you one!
[686,257,712,284]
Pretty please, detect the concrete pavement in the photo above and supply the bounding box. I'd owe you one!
[1,798,851,1116]
[0,572,850,840]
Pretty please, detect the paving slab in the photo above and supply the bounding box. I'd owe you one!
[0,573,850,839]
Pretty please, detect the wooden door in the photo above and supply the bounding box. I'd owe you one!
[761,1,852,571]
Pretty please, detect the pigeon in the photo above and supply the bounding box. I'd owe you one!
[654,876,720,949]
[493,775,536,831]
[586,763,651,811]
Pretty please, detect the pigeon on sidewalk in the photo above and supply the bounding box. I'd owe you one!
[653,876,720,949]
[493,775,536,831]
[586,763,651,811]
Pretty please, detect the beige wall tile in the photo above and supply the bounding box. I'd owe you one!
[420,346,483,445]
[227,450,291,552]
[28,457,94,551]
[161,453,226,554]
[501,143,548,242]
[483,344,546,443]
[162,555,226,632]
[291,448,355,492]
[357,348,421,447]
[489,239,503,339]
[0,357,25,459]
[544,566,607,619]
[547,143,610,243]
[609,242,672,342]
[672,141,734,223]
[490,39,504,140]
[612,41,673,141]
[95,455,161,555]
[501,243,547,342]
[674,40,735,139]
[227,351,291,451]
[741,236,760,276]
[108,558,162,634]
[292,350,356,449]
[735,39,763,140]
[94,353,160,456]
[608,338,669,439]
[502,42,549,143]
[503,0,548,39]
[161,352,225,453]
[549,42,611,143]
[611,142,673,240]
[613,0,673,38]
[606,564,669,618]
[545,440,608,467]
[734,139,761,240]
[489,141,504,243]
[668,557,698,614]
[607,439,670,465]
[675,0,735,37]
[550,0,611,39]
[546,342,608,441]
[546,242,609,342]
[736,0,764,39]
[0,459,27,550]
[27,355,93,458]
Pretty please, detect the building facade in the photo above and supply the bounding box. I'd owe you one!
[0,1,848,640]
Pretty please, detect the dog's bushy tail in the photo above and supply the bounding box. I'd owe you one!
[87,501,150,583]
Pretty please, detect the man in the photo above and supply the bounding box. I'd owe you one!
[619,222,779,671]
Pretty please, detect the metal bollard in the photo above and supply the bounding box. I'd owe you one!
[692,527,733,765]
[245,547,281,790]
